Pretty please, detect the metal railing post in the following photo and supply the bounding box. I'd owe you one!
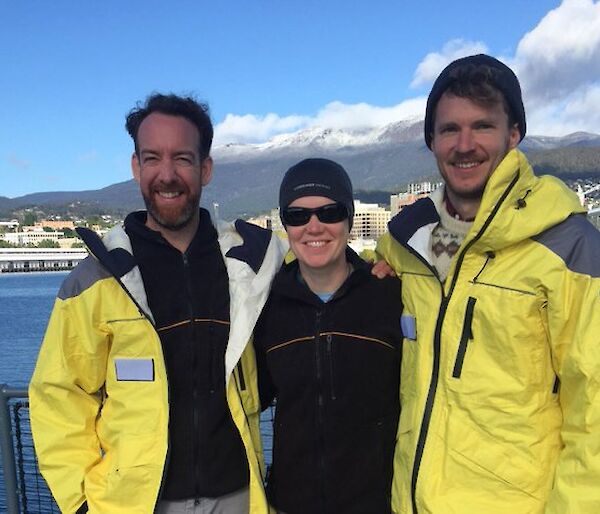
[0,384,22,514]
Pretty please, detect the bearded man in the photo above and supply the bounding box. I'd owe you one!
[30,94,287,514]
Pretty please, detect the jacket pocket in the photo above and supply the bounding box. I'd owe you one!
[452,297,477,378]
[445,403,549,501]
[103,433,163,508]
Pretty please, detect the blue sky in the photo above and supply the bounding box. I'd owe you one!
[2,0,599,198]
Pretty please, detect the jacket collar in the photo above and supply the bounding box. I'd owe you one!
[272,246,370,304]
[215,217,289,383]
[389,149,585,257]
[77,223,154,323]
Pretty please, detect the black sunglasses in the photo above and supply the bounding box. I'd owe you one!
[281,202,349,226]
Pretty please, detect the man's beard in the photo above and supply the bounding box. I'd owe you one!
[143,191,200,231]
[445,181,487,201]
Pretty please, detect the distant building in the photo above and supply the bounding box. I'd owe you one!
[0,247,88,273]
[390,181,442,216]
[0,219,19,230]
[350,201,390,240]
[265,202,391,241]
[246,215,270,229]
[35,220,76,230]
[2,229,63,246]
[90,225,109,236]
[269,209,284,233]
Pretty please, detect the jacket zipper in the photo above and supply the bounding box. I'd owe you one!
[314,309,328,510]
[408,171,521,514]
[326,334,336,401]
[451,297,477,378]
[182,252,203,504]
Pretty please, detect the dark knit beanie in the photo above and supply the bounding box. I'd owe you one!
[424,54,526,149]
[279,158,355,227]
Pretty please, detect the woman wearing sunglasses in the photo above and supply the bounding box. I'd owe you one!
[254,158,402,514]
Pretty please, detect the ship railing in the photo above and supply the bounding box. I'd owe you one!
[0,383,276,514]
[0,384,59,513]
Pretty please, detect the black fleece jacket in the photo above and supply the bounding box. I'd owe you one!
[255,248,403,514]
[125,209,248,500]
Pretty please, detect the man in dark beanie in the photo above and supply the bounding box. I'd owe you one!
[378,54,600,514]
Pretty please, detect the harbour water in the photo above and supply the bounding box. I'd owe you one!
[0,272,65,388]
[0,271,65,512]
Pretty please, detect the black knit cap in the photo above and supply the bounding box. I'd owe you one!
[424,54,526,149]
[279,158,355,227]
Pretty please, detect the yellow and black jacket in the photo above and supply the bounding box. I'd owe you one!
[378,149,600,514]
[29,214,288,514]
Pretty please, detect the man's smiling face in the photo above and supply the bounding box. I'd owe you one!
[431,92,520,215]
[132,112,212,232]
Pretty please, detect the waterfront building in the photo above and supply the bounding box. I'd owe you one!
[0,247,88,272]
[1,229,64,246]
[0,219,19,230]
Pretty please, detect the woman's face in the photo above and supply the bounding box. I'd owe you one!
[284,196,349,274]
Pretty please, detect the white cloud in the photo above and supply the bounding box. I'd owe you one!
[214,112,308,145]
[213,99,426,146]
[407,0,600,136]
[311,99,426,130]
[515,0,600,104]
[410,39,489,88]
[214,0,600,145]
[511,0,600,134]
[528,84,600,135]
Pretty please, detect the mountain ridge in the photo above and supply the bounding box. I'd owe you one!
[3,121,600,220]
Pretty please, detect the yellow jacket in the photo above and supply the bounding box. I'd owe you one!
[378,149,600,514]
[29,219,287,514]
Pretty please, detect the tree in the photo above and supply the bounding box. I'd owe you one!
[37,239,60,248]
[23,212,37,226]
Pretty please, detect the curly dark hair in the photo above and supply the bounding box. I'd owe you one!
[125,93,213,160]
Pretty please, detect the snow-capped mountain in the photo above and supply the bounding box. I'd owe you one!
[213,119,424,161]
[3,120,600,221]
[521,131,600,151]
[215,120,600,161]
